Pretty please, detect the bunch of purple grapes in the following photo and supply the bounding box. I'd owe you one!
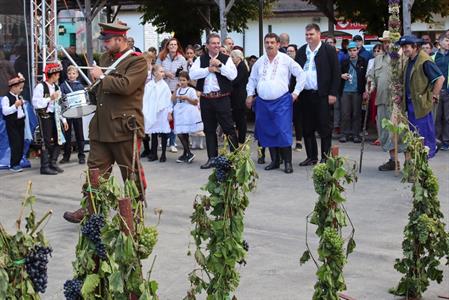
[81,214,107,259]
[63,279,83,300]
[25,245,52,293]
[212,156,232,182]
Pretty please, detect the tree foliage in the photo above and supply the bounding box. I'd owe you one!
[139,0,275,45]
[309,0,449,35]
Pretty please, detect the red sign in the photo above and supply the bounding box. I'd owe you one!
[335,21,367,31]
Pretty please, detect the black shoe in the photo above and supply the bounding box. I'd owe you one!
[299,158,318,167]
[201,158,215,169]
[264,161,279,171]
[50,165,64,173]
[176,154,186,163]
[320,158,327,164]
[185,152,195,163]
[257,156,265,164]
[40,167,58,175]
[284,162,293,174]
[353,136,362,143]
[339,136,348,143]
[159,155,166,162]
[59,158,70,164]
[140,150,150,158]
[378,159,399,171]
[78,158,86,164]
[294,142,303,152]
[148,155,158,162]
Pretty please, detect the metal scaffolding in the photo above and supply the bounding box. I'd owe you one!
[31,0,58,85]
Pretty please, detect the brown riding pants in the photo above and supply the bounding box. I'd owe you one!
[87,139,147,192]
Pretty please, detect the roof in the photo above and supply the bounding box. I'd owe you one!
[272,0,319,13]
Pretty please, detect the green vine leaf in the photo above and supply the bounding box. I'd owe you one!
[299,250,311,265]
[109,271,124,293]
[346,238,356,257]
[81,273,100,297]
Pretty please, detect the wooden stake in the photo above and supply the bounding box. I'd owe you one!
[86,168,100,215]
[118,197,134,236]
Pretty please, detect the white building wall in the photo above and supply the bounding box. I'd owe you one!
[116,11,145,51]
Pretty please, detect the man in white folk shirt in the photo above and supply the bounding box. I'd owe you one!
[189,32,239,169]
[246,33,306,174]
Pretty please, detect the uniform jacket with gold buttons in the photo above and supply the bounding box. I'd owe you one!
[89,49,148,142]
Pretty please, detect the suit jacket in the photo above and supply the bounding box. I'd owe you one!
[89,49,148,142]
[231,61,249,111]
[295,43,340,97]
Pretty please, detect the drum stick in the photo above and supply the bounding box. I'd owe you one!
[77,66,116,70]
[59,46,92,85]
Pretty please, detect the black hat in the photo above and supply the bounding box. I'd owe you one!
[353,35,363,42]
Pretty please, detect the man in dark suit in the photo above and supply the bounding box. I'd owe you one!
[295,23,340,165]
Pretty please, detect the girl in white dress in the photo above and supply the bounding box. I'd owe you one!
[172,71,203,163]
[142,64,173,162]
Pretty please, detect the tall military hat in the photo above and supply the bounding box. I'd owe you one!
[98,21,130,40]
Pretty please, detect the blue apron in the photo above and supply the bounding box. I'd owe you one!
[254,92,293,147]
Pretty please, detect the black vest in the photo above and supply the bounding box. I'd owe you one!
[3,93,24,121]
[41,81,59,98]
[35,82,59,118]
[196,52,232,93]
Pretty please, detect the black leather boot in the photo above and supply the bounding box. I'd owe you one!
[265,147,280,170]
[50,146,64,173]
[40,148,58,175]
[281,147,293,174]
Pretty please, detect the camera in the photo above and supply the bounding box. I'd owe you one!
[175,66,183,77]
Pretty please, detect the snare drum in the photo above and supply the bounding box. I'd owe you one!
[61,90,96,118]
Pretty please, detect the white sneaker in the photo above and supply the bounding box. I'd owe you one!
[169,145,178,153]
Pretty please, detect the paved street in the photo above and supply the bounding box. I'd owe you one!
[0,140,448,300]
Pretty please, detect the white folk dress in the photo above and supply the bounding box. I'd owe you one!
[173,87,203,134]
[142,79,173,134]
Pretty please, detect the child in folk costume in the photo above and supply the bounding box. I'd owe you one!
[32,63,69,175]
[142,64,173,162]
[59,65,86,164]
[172,71,203,163]
[1,73,26,172]
[141,51,156,158]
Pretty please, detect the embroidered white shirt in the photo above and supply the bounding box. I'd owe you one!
[247,52,305,100]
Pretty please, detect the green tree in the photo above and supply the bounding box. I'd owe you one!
[139,0,275,48]
[308,0,449,35]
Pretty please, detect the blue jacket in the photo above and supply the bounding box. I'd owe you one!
[60,80,84,96]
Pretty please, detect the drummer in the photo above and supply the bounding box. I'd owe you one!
[63,21,148,223]
[32,62,69,175]
[59,66,86,165]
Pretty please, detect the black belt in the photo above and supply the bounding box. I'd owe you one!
[303,89,319,94]
[201,91,230,99]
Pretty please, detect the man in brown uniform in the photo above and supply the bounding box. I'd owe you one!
[63,22,148,223]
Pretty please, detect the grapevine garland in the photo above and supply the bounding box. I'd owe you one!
[384,119,449,299]
[185,141,257,300]
[64,171,159,299]
[300,156,357,300]
[0,181,53,299]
